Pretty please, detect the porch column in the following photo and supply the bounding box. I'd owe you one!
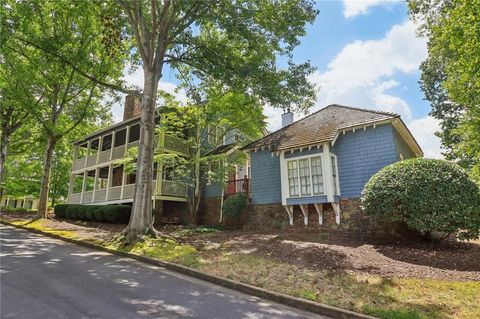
[80,171,87,204]
[93,168,99,201]
[96,136,103,164]
[84,141,91,167]
[125,125,131,152]
[105,164,113,201]
[120,171,127,199]
[110,131,116,160]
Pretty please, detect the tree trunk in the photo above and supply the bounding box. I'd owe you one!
[35,135,57,219]
[122,68,159,241]
[0,127,8,206]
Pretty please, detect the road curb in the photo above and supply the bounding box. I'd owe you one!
[1,220,376,319]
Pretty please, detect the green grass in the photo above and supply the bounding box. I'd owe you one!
[193,253,480,319]
[105,236,200,267]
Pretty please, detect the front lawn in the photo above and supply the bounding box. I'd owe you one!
[1,211,479,319]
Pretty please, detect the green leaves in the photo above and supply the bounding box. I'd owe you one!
[408,0,480,184]
[362,158,480,240]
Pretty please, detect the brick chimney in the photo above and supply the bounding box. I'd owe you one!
[123,95,142,121]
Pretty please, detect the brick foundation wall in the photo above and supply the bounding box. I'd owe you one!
[245,198,390,234]
[198,197,222,225]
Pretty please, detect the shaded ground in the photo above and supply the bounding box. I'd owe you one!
[1,225,325,319]
[2,212,479,319]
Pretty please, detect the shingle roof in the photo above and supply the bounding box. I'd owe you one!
[243,104,399,151]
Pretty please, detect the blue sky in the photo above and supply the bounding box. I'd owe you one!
[116,0,442,158]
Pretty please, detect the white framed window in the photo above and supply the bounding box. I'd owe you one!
[331,154,340,195]
[298,159,311,196]
[287,155,325,197]
[310,156,324,195]
[287,160,299,196]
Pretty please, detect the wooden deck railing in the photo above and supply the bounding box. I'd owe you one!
[225,178,250,197]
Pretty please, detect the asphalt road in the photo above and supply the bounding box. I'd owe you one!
[0,225,328,319]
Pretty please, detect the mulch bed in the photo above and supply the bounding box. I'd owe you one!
[183,228,480,281]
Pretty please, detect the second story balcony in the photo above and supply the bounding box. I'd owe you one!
[72,120,189,172]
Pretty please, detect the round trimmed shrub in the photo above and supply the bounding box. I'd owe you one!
[361,158,480,240]
[54,204,69,218]
[222,193,248,221]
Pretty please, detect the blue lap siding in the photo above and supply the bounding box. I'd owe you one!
[250,150,282,204]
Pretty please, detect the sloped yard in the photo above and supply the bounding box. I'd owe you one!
[1,211,479,319]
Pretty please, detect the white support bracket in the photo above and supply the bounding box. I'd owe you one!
[284,205,294,226]
[313,203,323,225]
[299,204,309,226]
[332,202,341,225]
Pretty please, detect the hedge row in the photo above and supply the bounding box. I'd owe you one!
[0,207,35,214]
[54,204,131,223]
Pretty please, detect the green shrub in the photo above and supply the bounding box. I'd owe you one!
[84,206,98,221]
[65,205,77,219]
[222,193,248,220]
[54,204,131,223]
[54,204,69,218]
[102,205,131,223]
[361,158,480,240]
[1,207,30,214]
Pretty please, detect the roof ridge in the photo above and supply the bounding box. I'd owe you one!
[328,104,400,117]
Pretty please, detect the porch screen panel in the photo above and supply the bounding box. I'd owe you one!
[298,159,311,196]
[311,156,324,195]
[287,161,299,197]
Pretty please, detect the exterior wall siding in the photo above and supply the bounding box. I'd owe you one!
[203,182,223,198]
[250,150,282,204]
[332,124,398,198]
[394,130,416,160]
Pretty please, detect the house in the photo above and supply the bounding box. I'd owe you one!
[1,196,39,210]
[242,105,423,229]
[66,97,422,229]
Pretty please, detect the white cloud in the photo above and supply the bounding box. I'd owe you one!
[343,0,403,18]
[110,66,187,123]
[408,116,443,159]
[263,20,441,158]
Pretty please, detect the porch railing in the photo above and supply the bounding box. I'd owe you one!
[225,178,250,196]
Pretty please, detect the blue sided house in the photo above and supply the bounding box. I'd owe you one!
[242,105,423,228]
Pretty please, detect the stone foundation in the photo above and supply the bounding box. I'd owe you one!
[197,197,223,225]
[245,198,390,234]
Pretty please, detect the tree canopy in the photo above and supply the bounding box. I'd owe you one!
[408,0,480,182]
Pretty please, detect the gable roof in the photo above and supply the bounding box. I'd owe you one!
[243,105,420,154]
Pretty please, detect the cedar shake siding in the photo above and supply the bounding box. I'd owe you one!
[332,123,398,199]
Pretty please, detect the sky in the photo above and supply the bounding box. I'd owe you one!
[112,0,442,158]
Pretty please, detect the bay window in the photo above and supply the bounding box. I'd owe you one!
[287,155,325,197]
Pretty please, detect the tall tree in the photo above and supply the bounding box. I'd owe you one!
[0,75,31,205]
[119,85,265,224]
[115,0,318,241]
[409,0,480,182]
[1,0,126,217]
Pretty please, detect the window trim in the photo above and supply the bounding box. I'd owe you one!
[330,153,340,196]
[286,154,325,198]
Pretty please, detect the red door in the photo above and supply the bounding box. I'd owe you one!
[227,171,236,194]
